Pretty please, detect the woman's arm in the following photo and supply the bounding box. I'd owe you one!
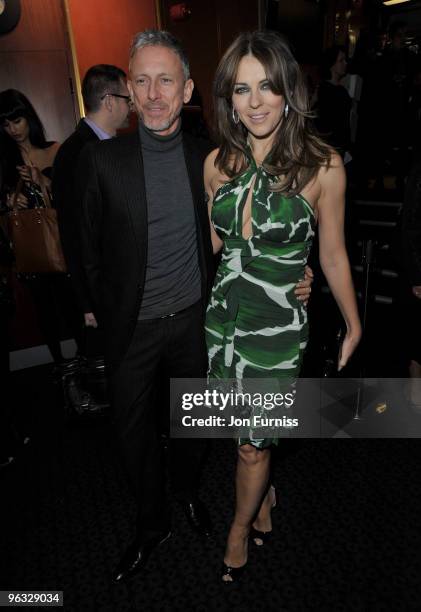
[204,149,224,255]
[317,153,361,369]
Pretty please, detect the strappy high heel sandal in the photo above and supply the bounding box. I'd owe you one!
[250,485,277,546]
[221,561,248,583]
[249,525,272,546]
[221,530,249,583]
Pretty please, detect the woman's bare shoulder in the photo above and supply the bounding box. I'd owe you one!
[319,149,344,176]
[44,141,61,165]
[204,148,227,194]
[319,150,345,188]
[204,148,220,174]
[49,141,61,155]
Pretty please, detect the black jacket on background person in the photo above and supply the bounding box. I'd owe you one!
[316,80,352,159]
[401,153,421,285]
[392,151,421,366]
[79,130,214,372]
[52,120,99,314]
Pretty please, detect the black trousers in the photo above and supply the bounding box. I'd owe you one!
[109,300,208,541]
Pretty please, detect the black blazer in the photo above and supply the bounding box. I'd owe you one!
[52,120,99,313]
[80,130,215,371]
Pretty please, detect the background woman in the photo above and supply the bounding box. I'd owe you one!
[0,89,60,208]
[204,31,361,582]
[0,89,78,366]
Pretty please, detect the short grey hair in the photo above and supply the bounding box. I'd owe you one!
[129,29,190,80]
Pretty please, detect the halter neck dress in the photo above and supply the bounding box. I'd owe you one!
[205,154,316,447]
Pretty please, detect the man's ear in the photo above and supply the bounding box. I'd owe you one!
[104,95,113,113]
[183,78,194,104]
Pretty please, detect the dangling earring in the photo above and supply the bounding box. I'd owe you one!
[232,107,240,124]
[284,104,289,118]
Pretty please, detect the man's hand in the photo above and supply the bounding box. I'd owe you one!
[295,265,314,306]
[84,312,98,328]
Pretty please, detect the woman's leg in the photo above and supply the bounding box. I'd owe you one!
[223,444,271,579]
[252,484,276,535]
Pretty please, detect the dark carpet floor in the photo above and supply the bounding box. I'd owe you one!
[1,366,421,611]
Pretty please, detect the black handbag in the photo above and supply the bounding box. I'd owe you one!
[61,356,109,420]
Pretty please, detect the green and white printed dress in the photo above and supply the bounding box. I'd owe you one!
[205,154,316,448]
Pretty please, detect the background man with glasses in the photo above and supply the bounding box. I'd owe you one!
[52,64,130,408]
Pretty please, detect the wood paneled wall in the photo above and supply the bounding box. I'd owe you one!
[67,0,157,83]
[0,0,67,50]
[0,0,158,141]
[0,0,78,142]
[159,0,260,126]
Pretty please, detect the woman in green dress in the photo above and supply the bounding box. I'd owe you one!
[204,31,362,582]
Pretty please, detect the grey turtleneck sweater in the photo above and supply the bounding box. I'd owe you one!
[137,120,201,319]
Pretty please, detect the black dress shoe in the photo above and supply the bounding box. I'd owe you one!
[180,498,212,537]
[112,530,171,583]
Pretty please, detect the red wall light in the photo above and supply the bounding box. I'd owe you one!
[169,3,191,22]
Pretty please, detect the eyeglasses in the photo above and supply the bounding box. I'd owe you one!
[101,93,131,103]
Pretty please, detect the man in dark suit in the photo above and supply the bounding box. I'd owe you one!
[80,32,215,583]
[53,64,130,337]
[52,66,130,412]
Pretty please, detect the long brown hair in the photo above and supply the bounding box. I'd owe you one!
[213,31,331,195]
